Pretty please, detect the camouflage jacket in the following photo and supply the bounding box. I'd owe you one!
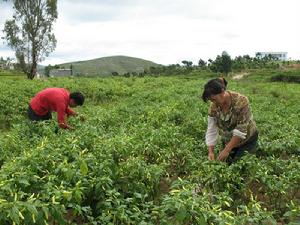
[208,91,257,146]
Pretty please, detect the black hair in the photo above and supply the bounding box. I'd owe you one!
[202,78,228,102]
[70,92,85,106]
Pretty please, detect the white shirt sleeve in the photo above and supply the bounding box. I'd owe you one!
[232,129,247,139]
[205,116,218,146]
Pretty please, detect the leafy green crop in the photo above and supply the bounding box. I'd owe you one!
[0,70,299,224]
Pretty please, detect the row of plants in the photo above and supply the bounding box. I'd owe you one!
[0,71,299,224]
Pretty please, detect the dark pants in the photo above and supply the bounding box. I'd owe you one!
[225,131,259,164]
[28,105,52,121]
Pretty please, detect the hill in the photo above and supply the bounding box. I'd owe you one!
[57,55,160,76]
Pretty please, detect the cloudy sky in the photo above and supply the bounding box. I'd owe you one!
[0,0,299,65]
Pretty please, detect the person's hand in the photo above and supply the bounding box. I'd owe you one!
[208,151,215,160]
[217,149,230,161]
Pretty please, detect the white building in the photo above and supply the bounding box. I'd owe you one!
[255,52,287,61]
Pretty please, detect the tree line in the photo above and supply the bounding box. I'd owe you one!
[136,51,289,77]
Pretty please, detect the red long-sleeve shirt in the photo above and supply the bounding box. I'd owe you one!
[30,88,75,128]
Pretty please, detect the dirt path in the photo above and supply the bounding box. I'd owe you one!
[232,72,249,80]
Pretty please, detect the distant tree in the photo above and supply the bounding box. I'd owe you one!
[255,52,262,59]
[124,72,130,77]
[210,51,232,76]
[149,66,161,74]
[143,69,149,75]
[232,56,245,71]
[3,0,57,79]
[112,71,119,76]
[222,52,232,75]
[44,64,59,77]
[198,59,207,68]
[243,55,251,60]
[70,64,73,76]
[165,64,180,73]
[44,64,51,77]
[182,60,193,67]
[222,51,229,56]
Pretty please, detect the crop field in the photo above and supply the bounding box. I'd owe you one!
[0,70,299,224]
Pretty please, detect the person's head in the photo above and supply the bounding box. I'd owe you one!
[69,92,85,107]
[202,77,228,104]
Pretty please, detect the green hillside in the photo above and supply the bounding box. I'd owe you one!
[0,69,24,77]
[58,55,160,76]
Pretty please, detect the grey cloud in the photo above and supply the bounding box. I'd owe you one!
[58,0,140,23]
[61,0,136,5]
[57,0,229,24]
[58,2,128,23]
[0,45,14,58]
[222,33,239,39]
[0,2,13,23]
[147,1,229,21]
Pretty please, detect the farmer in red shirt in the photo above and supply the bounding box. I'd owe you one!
[28,88,84,129]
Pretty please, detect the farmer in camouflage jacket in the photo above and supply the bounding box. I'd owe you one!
[202,78,258,163]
